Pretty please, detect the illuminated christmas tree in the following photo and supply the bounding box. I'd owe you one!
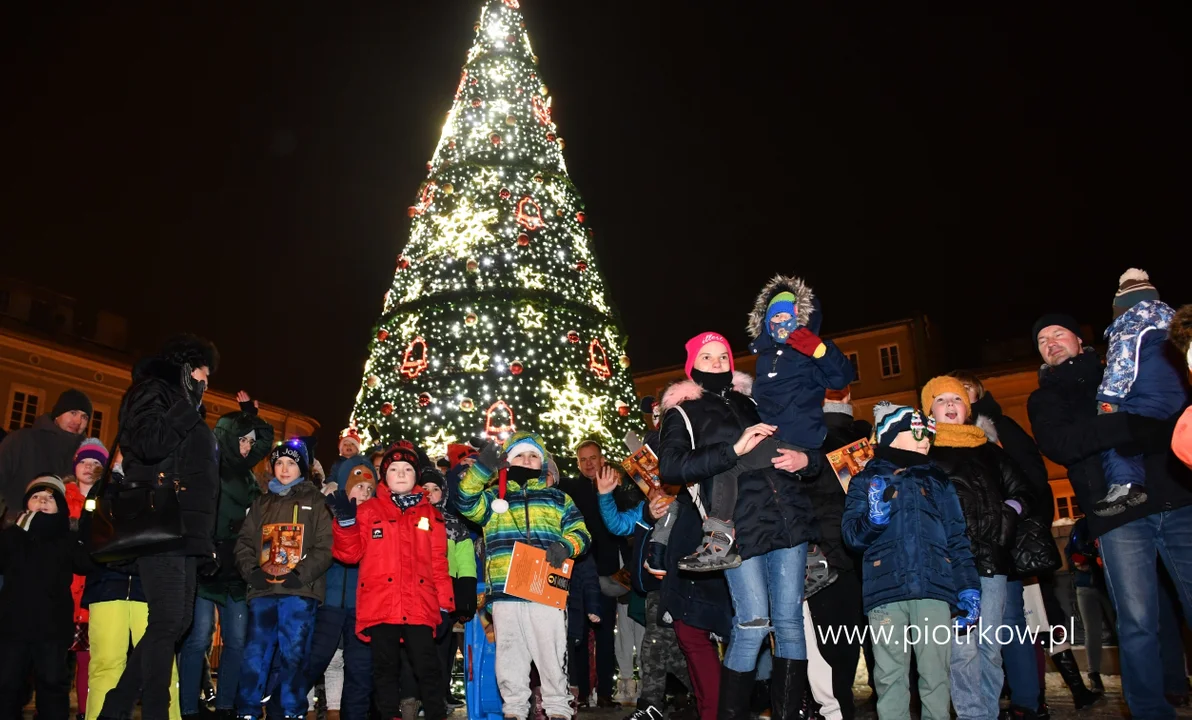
[350,0,643,464]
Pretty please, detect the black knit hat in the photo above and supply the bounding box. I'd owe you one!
[270,437,310,479]
[1031,314,1082,344]
[380,440,423,480]
[51,389,92,419]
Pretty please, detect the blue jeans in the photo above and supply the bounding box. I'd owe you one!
[179,595,248,713]
[950,575,1006,720]
[1100,505,1192,720]
[1001,580,1039,711]
[723,543,808,671]
[267,606,373,720]
[236,596,318,718]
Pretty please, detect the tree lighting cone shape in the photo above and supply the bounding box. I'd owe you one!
[350,0,643,465]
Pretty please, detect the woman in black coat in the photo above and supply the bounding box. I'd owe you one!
[98,335,221,720]
[658,332,819,720]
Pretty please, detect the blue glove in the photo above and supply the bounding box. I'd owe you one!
[867,478,892,526]
[956,588,981,633]
[326,489,357,527]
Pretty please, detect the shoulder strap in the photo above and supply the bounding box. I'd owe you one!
[669,405,708,521]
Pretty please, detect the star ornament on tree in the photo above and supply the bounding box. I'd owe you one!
[426,198,499,259]
[460,347,491,372]
[540,373,610,451]
[424,428,458,459]
[517,303,545,329]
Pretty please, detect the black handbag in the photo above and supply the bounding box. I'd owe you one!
[86,414,185,563]
[1011,515,1062,576]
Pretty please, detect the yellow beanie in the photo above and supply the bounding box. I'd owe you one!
[921,376,972,418]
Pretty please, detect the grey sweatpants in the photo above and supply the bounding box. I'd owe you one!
[493,601,571,719]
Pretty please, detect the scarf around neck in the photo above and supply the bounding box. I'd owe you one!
[268,476,306,495]
[933,422,988,448]
[392,491,423,511]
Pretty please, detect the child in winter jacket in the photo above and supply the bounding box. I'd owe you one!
[234,438,334,720]
[457,432,590,720]
[842,403,979,720]
[1093,269,1190,515]
[0,474,93,720]
[676,276,854,573]
[63,438,108,717]
[327,441,455,720]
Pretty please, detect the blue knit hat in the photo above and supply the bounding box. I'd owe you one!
[270,437,310,479]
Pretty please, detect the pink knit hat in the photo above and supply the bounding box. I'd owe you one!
[684,332,735,379]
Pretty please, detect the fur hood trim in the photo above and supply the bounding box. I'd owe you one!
[660,371,753,412]
[975,414,999,445]
[747,274,816,339]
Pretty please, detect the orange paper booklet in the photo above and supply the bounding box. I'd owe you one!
[621,442,662,497]
[503,541,573,609]
[826,437,874,492]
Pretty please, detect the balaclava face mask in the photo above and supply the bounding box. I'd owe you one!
[767,292,798,342]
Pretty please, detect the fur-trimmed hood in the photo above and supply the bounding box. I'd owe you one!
[747,274,819,340]
[975,414,999,445]
[660,371,753,411]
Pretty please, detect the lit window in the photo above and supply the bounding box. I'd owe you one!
[7,387,44,431]
[879,344,902,378]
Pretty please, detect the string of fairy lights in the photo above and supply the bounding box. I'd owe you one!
[350,0,644,464]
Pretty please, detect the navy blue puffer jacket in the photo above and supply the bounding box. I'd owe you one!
[842,447,980,615]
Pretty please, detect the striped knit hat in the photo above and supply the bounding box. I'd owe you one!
[872,402,934,446]
[1114,269,1159,317]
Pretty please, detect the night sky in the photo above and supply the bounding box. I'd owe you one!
[4,2,1189,457]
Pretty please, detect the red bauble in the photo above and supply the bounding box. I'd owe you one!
[490,133,502,145]
[381,402,393,416]
[376,329,389,342]
[618,405,630,417]
[546,133,556,142]
[567,330,580,344]
[576,211,586,223]
[460,398,475,412]
[510,361,524,375]
[466,259,479,272]
[517,233,530,247]
[426,162,432,171]
[576,261,587,272]
[396,256,410,269]
[407,207,417,218]
[465,312,478,326]
[418,393,431,408]
[499,188,511,200]
[471,98,483,108]
[505,34,516,43]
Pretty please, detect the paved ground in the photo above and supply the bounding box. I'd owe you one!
[29,673,1192,719]
[450,674,1192,719]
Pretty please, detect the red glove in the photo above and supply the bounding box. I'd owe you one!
[786,327,827,358]
[1070,553,1087,565]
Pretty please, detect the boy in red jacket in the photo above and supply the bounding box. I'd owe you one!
[329,440,454,720]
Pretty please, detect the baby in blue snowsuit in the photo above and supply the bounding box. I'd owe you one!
[1093,269,1190,516]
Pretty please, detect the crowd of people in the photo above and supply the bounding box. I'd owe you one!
[0,267,1190,720]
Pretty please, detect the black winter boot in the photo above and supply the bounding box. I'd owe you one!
[716,667,756,720]
[1050,649,1105,709]
[771,658,809,720]
[1087,671,1104,693]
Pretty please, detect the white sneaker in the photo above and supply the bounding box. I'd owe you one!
[613,678,629,705]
